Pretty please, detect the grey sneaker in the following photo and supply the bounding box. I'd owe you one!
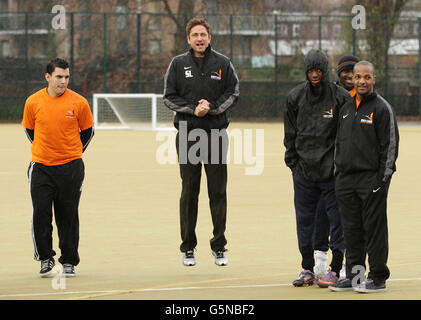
[328,278,353,292]
[212,251,228,266]
[316,270,339,288]
[40,257,55,278]
[182,250,196,266]
[354,279,386,293]
[292,270,315,287]
[62,264,76,277]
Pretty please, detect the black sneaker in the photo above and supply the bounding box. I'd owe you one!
[328,278,353,291]
[62,263,76,277]
[40,257,55,278]
[354,279,386,293]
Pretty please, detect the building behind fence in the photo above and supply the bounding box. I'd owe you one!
[1,0,421,120]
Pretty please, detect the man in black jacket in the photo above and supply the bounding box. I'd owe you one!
[284,49,349,287]
[313,55,359,280]
[329,61,399,293]
[163,17,239,267]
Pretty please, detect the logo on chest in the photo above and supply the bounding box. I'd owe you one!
[360,112,373,124]
[322,108,333,119]
[184,66,193,78]
[65,109,75,118]
[211,69,222,80]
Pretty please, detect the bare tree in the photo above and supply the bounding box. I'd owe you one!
[158,0,207,54]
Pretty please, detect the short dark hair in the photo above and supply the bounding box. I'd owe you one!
[354,60,375,74]
[186,17,211,36]
[46,58,69,75]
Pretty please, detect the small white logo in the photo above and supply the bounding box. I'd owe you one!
[373,187,381,193]
[323,110,333,119]
[360,113,373,125]
[184,66,192,70]
[185,70,193,78]
[343,114,349,119]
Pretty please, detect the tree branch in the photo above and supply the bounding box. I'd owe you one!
[162,0,183,32]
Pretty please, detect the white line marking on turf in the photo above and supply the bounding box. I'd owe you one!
[1,278,421,298]
[89,283,290,297]
[0,283,288,298]
[0,290,126,298]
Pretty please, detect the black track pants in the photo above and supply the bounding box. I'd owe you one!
[313,199,330,252]
[335,171,390,283]
[176,130,228,253]
[28,159,84,266]
[292,170,344,274]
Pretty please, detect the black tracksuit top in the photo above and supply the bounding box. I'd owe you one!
[284,81,351,182]
[334,92,399,182]
[163,45,239,131]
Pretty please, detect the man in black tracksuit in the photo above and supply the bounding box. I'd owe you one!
[330,61,399,293]
[163,17,239,266]
[313,55,359,278]
[284,49,350,287]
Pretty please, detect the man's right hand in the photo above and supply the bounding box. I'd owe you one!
[194,101,210,117]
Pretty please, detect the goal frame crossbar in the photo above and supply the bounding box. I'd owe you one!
[93,93,175,131]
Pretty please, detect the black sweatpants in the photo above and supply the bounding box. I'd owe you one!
[175,129,228,253]
[292,170,344,274]
[335,171,390,283]
[28,159,84,266]
[313,199,330,252]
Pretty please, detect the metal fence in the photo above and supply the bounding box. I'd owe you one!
[1,12,421,120]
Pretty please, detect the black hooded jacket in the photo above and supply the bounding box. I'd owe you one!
[284,49,351,182]
[163,45,239,131]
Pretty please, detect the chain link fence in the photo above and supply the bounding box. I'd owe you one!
[1,12,421,120]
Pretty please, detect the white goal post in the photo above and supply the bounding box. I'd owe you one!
[93,93,175,131]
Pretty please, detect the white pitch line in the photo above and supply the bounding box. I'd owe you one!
[388,277,421,281]
[0,289,127,298]
[1,278,421,299]
[0,283,287,298]
[140,283,288,292]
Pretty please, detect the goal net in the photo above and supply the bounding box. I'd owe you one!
[93,93,175,131]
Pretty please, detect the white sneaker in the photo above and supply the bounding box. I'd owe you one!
[212,251,228,266]
[182,250,196,266]
[313,250,328,278]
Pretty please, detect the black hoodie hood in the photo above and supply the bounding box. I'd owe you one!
[304,49,330,101]
[304,49,330,83]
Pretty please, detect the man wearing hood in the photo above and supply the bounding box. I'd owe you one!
[313,55,359,279]
[284,49,350,287]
